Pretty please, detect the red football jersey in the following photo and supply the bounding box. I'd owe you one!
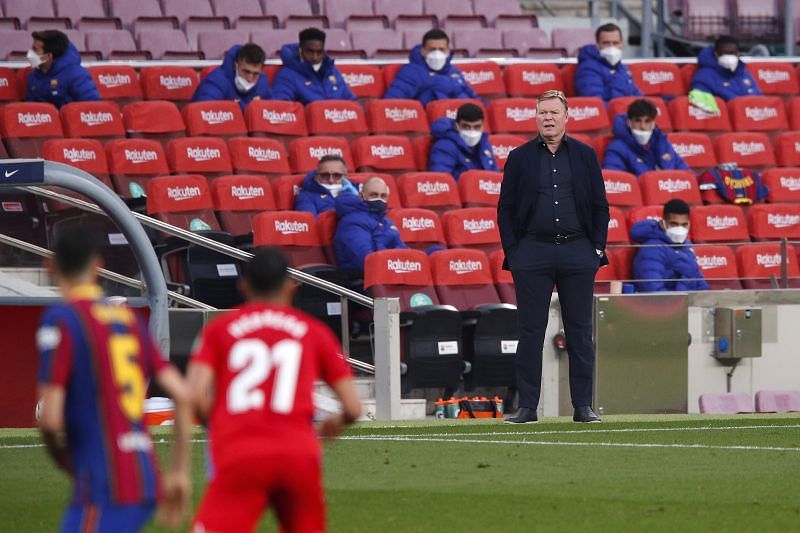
[192,302,351,468]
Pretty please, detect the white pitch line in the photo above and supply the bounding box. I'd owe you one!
[339,435,800,453]
[0,438,209,450]
[342,423,800,440]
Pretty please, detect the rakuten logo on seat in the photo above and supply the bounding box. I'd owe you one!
[323,108,358,123]
[492,144,515,159]
[756,253,782,267]
[732,142,766,156]
[231,185,264,200]
[641,70,674,84]
[274,220,309,234]
[416,181,450,195]
[478,179,500,195]
[370,145,404,159]
[0,78,9,88]
[247,146,281,162]
[79,111,114,127]
[186,147,221,162]
[463,218,495,233]
[672,143,706,157]
[744,107,778,122]
[757,69,790,84]
[384,108,418,122]
[200,110,235,125]
[159,76,193,90]
[98,73,131,88]
[568,106,601,121]
[167,186,201,201]
[608,218,619,229]
[387,258,422,273]
[18,112,52,127]
[62,148,97,163]
[766,213,800,228]
[342,73,374,87]
[657,179,692,193]
[308,146,343,159]
[125,149,159,163]
[706,215,739,230]
[505,107,536,122]
[604,181,632,194]
[779,176,800,191]
[463,70,496,85]
[521,71,555,85]
[262,110,297,124]
[697,255,728,270]
[402,216,436,231]
[449,259,483,274]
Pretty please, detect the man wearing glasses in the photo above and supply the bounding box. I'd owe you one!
[498,90,609,424]
[295,155,358,217]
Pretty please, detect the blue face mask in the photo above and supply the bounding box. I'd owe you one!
[366,199,387,215]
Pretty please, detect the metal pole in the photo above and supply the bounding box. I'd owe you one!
[781,238,789,289]
[786,0,795,57]
[655,0,666,57]
[641,0,654,57]
[589,0,599,30]
[373,297,401,420]
[610,0,619,19]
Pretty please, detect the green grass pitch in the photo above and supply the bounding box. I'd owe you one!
[1,414,799,532]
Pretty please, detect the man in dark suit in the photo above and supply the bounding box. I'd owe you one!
[497,90,610,424]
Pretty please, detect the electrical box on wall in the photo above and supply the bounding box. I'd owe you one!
[714,307,762,359]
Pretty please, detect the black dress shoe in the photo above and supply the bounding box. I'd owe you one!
[573,406,601,423]
[504,407,538,424]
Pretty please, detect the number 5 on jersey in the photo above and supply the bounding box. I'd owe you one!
[228,339,302,414]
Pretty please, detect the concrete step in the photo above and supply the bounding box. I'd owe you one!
[314,377,374,400]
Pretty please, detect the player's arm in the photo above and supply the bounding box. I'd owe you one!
[318,376,362,440]
[37,384,73,475]
[186,361,215,426]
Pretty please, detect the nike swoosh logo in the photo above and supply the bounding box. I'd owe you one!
[4,170,19,178]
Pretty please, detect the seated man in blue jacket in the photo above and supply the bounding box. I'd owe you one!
[691,35,761,101]
[271,27,357,104]
[603,99,689,176]
[25,30,100,108]
[631,199,709,293]
[575,23,641,102]
[334,177,407,272]
[429,103,498,180]
[384,29,478,106]
[192,43,272,111]
[295,154,358,217]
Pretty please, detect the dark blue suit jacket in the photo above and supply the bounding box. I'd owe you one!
[497,135,610,270]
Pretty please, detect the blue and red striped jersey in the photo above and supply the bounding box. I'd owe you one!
[37,285,166,506]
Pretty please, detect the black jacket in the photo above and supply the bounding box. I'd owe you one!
[497,135,610,270]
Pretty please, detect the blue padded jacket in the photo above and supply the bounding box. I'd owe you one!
[384,45,478,106]
[603,115,690,176]
[25,43,100,108]
[631,219,709,292]
[333,194,407,271]
[271,43,356,104]
[428,118,498,179]
[191,45,272,111]
[575,44,642,102]
[691,45,761,101]
[294,170,358,217]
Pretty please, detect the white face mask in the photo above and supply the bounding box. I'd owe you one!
[459,129,482,148]
[717,54,739,72]
[322,183,343,197]
[631,128,653,145]
[27,49,44,68]
[425,50,448,71]
[665,226,689,244]
[311,62,323,72]
[234,73,256,93]
[599,45,623,66]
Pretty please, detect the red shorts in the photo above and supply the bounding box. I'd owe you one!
[192,454,325,533]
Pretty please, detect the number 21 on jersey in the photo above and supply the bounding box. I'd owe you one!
[227,339,302,415]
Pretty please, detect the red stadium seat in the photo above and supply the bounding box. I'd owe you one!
[0,67,21,102]
[386,208,445,251]
[146,174,221,232]
[42,138,112,190]
[565,97,609,133]
[305,99,368,137]
[430,248,500,310]
[166,137,233,178]
[593,134,613,163]
[607,96,672,131]
[458,170,502,207]
[442,207,501,255]
[366,99,429,135]
[210,174,275,238]
[0,102,63,158]
[252,210,328,267]
[626,204,663,226]
[714,132,775,168]
[336,64,384,98]
[182,100,247,138]
[88,65,142,103]
[736,243,800,289]
[609,246,635,282]
[272,174,305,211]
[60,101,125,141]
[316,209,337,263]
[396,172,460,214]
[746,62,799,96]
[381,63,404,89]
[627,62,684,96]
[458,62,506,98]
[426,98,488,129]
[666,132,717,169]
[489,249,515,304]
[594,250,619,293]
[774,132,800,166]
[639,170,702,205]
[607,207,629,244]
[412,135,432,170]
[561,64,576,97]
[488,98,537,134]
[140,66,199,102]
[105,138,169,199]
[601,170,642,207]
[727,95,788,132]
[227,137,291,177]
[364,249,440,311]
[787,97,800,129]
[748,203,800,241]
[352,135,416,172]
[668,95,732,132]
[680,64,697,91]
[689,205,749,243]
[693,244,742,290]
[762,167,800,203]
[289,136,354,173]
[488,134,525,169]
[246,100,309,145]
[502,63,562,97]
[122,100,186,149]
